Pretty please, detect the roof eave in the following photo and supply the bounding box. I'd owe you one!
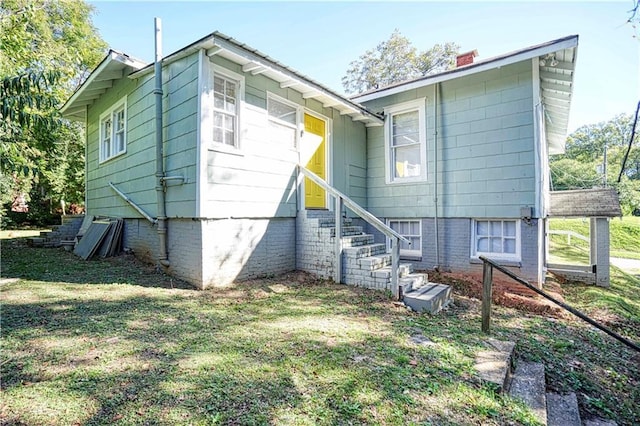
[129,31,383,126]
[352,35,579,103]
[60,50,146,121]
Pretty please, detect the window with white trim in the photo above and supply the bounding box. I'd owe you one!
[387,219,422,258]
[212,74,240,147]
[99,97,127,162]
[472,219,521,261]
[384,99,427,183]
[267,94,298,148]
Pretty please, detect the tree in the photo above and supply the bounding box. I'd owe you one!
[0,0,106,221]
[550,113,640,215]
[628,0,639,39]
[342,29,460,94]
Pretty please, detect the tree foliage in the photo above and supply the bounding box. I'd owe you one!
[342,29,460,94]
[551,113,640,215]
[0,0,106,222]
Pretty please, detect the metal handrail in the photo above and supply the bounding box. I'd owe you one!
[479,255,640,353]
[299,166,408,298]
[299,167,408,244]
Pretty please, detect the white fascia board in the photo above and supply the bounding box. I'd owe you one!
[211,37,383,125]
[60,51,145,117]
[352,37,578,103]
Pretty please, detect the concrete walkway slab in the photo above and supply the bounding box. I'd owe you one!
[509,362,547,425]
[546,392,581,426]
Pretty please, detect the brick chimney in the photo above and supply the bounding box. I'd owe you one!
[456,50,478,67]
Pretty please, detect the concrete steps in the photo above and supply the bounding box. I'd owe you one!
[298,210,451,313]
[473,339,617,426]
[27,215,84,248]
[402,283,452,314]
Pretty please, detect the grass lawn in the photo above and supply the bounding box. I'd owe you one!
[1,237,639,425]
[549,217,640,261]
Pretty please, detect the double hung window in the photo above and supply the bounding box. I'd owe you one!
[100,97,127,162]
[384,99,426,183]
[213,75,239,147]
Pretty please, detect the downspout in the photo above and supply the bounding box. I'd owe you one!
[154,17,170,267]
[433,83,440,269]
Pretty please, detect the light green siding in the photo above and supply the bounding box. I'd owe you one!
[362,61,535,219]
[202,56,368,219]
[86,53,199,219]
[87,51,367,222]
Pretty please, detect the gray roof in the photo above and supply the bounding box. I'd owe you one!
[548,188,622,217]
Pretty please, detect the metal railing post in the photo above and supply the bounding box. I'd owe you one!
[391,237,400,299]
[335,197,343,284]
[481,261,493,333]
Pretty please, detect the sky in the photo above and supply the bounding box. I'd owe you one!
[88,1,640,132]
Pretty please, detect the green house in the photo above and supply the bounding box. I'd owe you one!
[61,31,578,300]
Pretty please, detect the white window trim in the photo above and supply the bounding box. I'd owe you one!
[99,95,127,163]
[386,219,422,258]
[470,219,521,262]
[267,92,300,149]
[210,63,244,152]
[384,98,427,184]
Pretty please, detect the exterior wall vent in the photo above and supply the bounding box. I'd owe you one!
[456,50,478,67]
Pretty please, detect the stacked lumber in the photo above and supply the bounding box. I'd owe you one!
[73,217,124,260]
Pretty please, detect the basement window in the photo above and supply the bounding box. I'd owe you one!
[387,219,422,258]
[471,219,521,261]
[99,96,127,163]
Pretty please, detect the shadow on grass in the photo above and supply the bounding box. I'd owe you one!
[1,238,193,289]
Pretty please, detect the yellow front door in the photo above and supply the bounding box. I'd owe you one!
[303,113,326,209]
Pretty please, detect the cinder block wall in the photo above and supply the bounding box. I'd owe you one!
[123,219,160,263]
[295,212,336,279]
[368,217,540,284]
[200,217,296,289]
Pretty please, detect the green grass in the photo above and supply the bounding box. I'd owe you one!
[1,238,639,425]
[549,217,640,260]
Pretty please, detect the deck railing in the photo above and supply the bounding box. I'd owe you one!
[299,166,409,299]
[548,229,589,246]
[479,255,640,353]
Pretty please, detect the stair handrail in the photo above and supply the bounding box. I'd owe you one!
[479,255,640,353]
[299,166,409,299]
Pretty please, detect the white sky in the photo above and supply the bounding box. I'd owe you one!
[89,0,640,132]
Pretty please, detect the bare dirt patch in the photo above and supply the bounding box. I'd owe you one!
[429,270,569,317]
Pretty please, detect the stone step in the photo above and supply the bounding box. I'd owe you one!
[509,362,547,425]
[341,234,374,247]
[372,263,413,278]
[343,243,387,259]
[27,237,46,247]
[399,273,428,293]
[402,283,452,314]
[357,253,392,270]
[546,392,581,426]
[583,418,617,426]
[328,225,363,237]
[318,217,353,228]
[474,339,516,393]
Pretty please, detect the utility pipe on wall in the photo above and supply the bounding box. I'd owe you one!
[154,17,170,267]
[433,83,440,269]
